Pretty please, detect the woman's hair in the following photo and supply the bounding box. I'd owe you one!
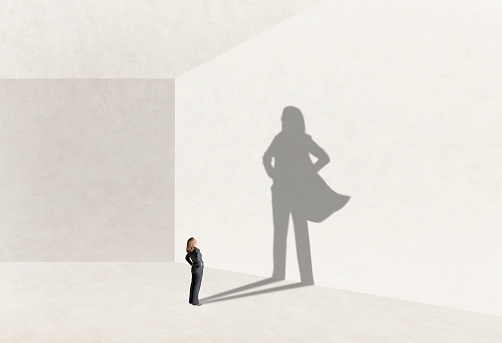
[186,237,196,253]
[281,106,305,133]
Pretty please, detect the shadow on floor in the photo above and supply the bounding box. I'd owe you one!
[200,277,311,304]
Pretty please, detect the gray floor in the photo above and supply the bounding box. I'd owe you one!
[1,262,501,342]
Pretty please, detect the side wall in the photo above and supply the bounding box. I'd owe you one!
[0,79,175,261]
[175,1,502,315]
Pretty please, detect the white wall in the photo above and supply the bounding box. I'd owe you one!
[175,0,502,315]
[0,0,321,78]
[0,79,174,261]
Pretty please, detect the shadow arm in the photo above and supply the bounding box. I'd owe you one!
[309,137,330,172]
[263,140,276,179]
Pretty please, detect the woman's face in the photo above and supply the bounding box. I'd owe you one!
[194,239,197,246]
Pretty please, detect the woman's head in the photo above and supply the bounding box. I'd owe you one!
[186,237,197,253]
[281,106,305,133]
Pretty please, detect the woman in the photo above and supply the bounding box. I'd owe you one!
[185,237,204,306]
[263,106,350,284]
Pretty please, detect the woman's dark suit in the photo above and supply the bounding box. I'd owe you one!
[185,247,204,305]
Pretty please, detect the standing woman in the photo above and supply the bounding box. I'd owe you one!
[185,237,204,306]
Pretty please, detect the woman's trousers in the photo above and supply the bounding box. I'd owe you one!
[189,267,203,304]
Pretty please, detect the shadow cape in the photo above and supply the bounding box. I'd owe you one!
[300,172,350,223]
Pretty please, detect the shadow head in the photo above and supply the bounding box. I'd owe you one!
[281,106,305,133]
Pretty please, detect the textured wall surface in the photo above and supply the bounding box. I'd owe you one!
[176,0,502,315]
[0,0,321,78]
[0,79,174,261]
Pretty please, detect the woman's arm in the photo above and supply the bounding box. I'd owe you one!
[185,253,193,266]
[196,249,203,268]
[189,249,202,268]
[308,136,330,172]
